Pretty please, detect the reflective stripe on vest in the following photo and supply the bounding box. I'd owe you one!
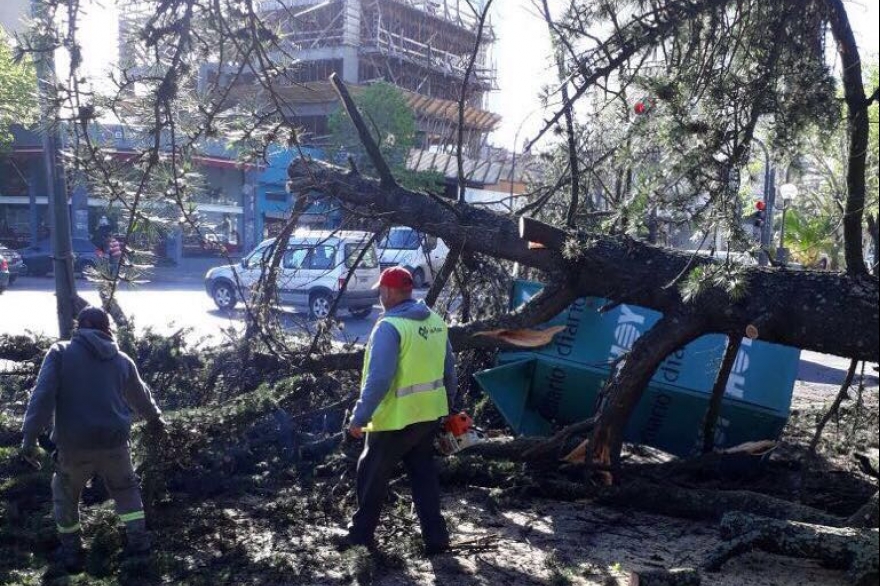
[363,309,449,431]
[119,510,146,524]
[396,378,445,398]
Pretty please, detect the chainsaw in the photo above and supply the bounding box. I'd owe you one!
[436,411,486,455]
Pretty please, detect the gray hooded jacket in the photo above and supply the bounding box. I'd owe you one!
[21,328,161,450]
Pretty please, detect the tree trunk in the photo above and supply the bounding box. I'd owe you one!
[824,0,870,275]
[702,335,742,454]
[583,311,706,469]
[597,480,844,525]
[291,162,879,362]
[628,568,700,586]
[705,512,879,585]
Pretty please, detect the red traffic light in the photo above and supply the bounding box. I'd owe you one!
[755,200,766,211]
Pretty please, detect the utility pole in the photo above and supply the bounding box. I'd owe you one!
[31,0,78,339]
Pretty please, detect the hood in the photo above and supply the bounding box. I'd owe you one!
[383,298,431,321]
[72,328,120,361]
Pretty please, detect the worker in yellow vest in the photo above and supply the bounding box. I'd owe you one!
[345,266,457,555]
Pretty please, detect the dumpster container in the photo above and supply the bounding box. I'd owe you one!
[473,280,800,456]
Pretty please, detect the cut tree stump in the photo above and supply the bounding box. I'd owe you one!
[704,512,879,585]
[628,568,700,586]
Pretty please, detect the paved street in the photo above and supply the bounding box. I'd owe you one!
[0,276,380,345]
[2,276,877,391]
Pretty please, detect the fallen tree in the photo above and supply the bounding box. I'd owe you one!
[289,152,879,471]
[705,512,879,585]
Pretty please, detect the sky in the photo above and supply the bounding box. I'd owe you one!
[10,0,880,152]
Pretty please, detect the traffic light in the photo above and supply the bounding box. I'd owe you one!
[750,200,766,227]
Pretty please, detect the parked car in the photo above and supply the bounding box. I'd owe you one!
[0,257,9,293]
[204,230,380,319]
[0,244,26,284]
[377,226,448,288]
[17,238,102,277]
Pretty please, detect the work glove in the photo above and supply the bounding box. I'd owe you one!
[19,444,43,470]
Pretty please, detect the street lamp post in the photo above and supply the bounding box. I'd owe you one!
[777,183,799,266]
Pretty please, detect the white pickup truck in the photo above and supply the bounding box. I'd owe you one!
[377,226,449,288]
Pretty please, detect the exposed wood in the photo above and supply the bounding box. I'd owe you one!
[704,512,879,585]
[519,215,568,250]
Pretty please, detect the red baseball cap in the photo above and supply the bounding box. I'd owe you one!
[373,266,413,290]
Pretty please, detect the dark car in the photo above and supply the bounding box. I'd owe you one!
[17,238,102,277]
[0,244,26,284]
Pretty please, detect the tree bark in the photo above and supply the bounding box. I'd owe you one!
[289,161,880,362]
[597,480,844,525]
[702,336,742,453]
[581,311,707,469]
[823,0,870,275]
[704,512,879,585]
[628,568,700,586]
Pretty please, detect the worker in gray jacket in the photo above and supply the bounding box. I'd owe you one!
[20,306,165,571]
[345,266,457,555]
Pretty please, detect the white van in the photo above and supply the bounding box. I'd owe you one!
[204,230,380,319]
[377,226,448,288]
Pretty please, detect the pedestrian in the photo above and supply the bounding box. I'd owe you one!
[19,306,166,572]
[343,266,457,556]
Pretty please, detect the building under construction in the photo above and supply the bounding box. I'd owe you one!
[258,0,499,157]
[119,0,502,164]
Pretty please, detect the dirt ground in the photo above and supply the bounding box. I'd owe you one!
[1,352,877,586]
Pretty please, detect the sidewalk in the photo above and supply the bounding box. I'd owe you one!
[148,255,239,284]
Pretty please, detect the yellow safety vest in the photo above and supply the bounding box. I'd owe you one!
[363,311,450,431]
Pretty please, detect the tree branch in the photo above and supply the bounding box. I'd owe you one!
[329,72,397,189]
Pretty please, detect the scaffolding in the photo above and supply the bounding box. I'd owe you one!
[359,0,495,95]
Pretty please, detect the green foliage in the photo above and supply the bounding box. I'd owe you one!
[783,207,836,266]
[328,82,441,192]
[784,58,879,269]
[680,262,747,304]
[329,82,415,169]
[0,31,37,150]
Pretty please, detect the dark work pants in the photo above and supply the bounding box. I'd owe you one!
[52,445,148,541]
[348,420,449,547]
